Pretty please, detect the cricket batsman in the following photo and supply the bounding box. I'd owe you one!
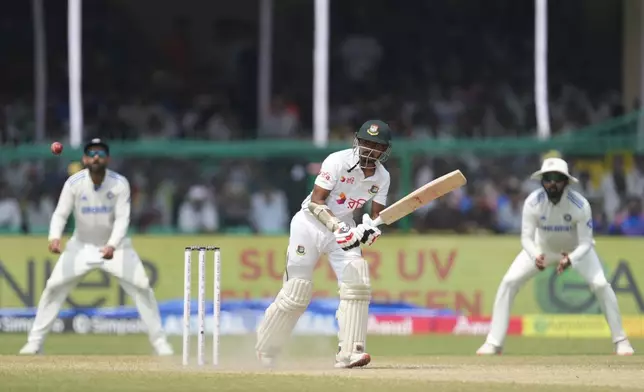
[477,157,634,356]
[255,120,392,368]
[19,139,173,356]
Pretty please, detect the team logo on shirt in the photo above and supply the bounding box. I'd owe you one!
[296,245,306,255]
[107,191,114,200]
[81,206,113,214]
[336,192,347,204]
[367,124,379,136]
[347,198,367,210]
[368,185,379,195]
[318,171,331,181]
[563,214,572,222]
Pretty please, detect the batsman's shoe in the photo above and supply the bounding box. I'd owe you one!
[335,351,371,369]
[256,351,277,369]
[153,339,174,356]
[19,341,43,355]
[615,339,635,356]
[476,342,502,355]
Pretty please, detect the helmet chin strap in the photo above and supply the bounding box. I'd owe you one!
[348,160,376,172]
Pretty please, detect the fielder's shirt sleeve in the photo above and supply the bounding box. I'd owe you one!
[106,179,131,248]
[372,173,390,206]
[567,201,593,265]
[314,156,340,191]
[520,200,540,260]
[48,180,75,241]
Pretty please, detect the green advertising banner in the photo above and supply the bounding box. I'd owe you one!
[0,235,642,316]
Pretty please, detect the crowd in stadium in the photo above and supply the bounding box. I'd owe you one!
[0,0,642,236]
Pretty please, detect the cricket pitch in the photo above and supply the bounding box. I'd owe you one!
[1,335,643,392]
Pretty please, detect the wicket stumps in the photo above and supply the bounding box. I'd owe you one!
[182,246,221,367]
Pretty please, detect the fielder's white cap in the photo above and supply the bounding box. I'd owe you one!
[530,157,578,183]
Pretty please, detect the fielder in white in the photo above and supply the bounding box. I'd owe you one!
[477,157,634,355]
[19,139,173,356]
[255,120,392,368]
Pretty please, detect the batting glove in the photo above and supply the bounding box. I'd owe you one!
[334,222,363,251]
[358,214,381,246]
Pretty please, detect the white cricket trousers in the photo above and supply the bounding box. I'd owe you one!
[285,210,364,282]
[486,248,626,347]
[26,238,167,345]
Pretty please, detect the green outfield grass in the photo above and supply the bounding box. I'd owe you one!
[1,335,643,392]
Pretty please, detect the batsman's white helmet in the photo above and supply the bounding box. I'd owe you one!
[530,157,578,183]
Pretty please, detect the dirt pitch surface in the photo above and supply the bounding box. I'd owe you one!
[1,335,643,391]
[2,355,643,392]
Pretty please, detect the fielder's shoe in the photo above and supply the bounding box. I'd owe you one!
[256,351,276,369]
[153,339,174,356]
[476,342,502,355]
[335,346,371,369]
[19,341,43,355]
[615,339,635,356]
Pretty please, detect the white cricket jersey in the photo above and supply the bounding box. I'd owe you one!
[301,148,391,221]
[48,169,132,248]
[521,187,593,265]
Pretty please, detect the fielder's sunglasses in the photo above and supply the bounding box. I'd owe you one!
[542,172,568,182]
[85,150,108,158]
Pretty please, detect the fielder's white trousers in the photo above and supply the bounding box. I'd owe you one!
[26,238,167,346]
[485,248,627,347]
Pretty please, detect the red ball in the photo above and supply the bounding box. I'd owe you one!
[51,142,63,155]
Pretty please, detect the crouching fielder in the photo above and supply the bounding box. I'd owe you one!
[255,120,392,368]
[477,158,634,356]
[19,139,173,356]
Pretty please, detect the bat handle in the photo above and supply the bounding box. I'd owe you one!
[372,216,383,227]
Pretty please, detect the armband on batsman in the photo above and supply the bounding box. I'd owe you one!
[308,202,341,232]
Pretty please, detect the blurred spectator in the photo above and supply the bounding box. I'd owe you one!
[250,182,289,234]
[432,87,465,138]
[218,182,251,231]
[422,197,465,233]
[609,198,644,236]
[339,30,382,88]
[631,155,644,195]
[164,17,193,79]
[465,192,496,233]
[0,0,638,237]
[496,187,523,234]
[24,187,55,233]
[178,185,219,233]
[259,97,300,139]
[589,200,609,235]
[0,184,22,232]
[600,155,642,222]
[573,170,601,200]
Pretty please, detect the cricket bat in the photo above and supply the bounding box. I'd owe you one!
[372,170,467,227]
